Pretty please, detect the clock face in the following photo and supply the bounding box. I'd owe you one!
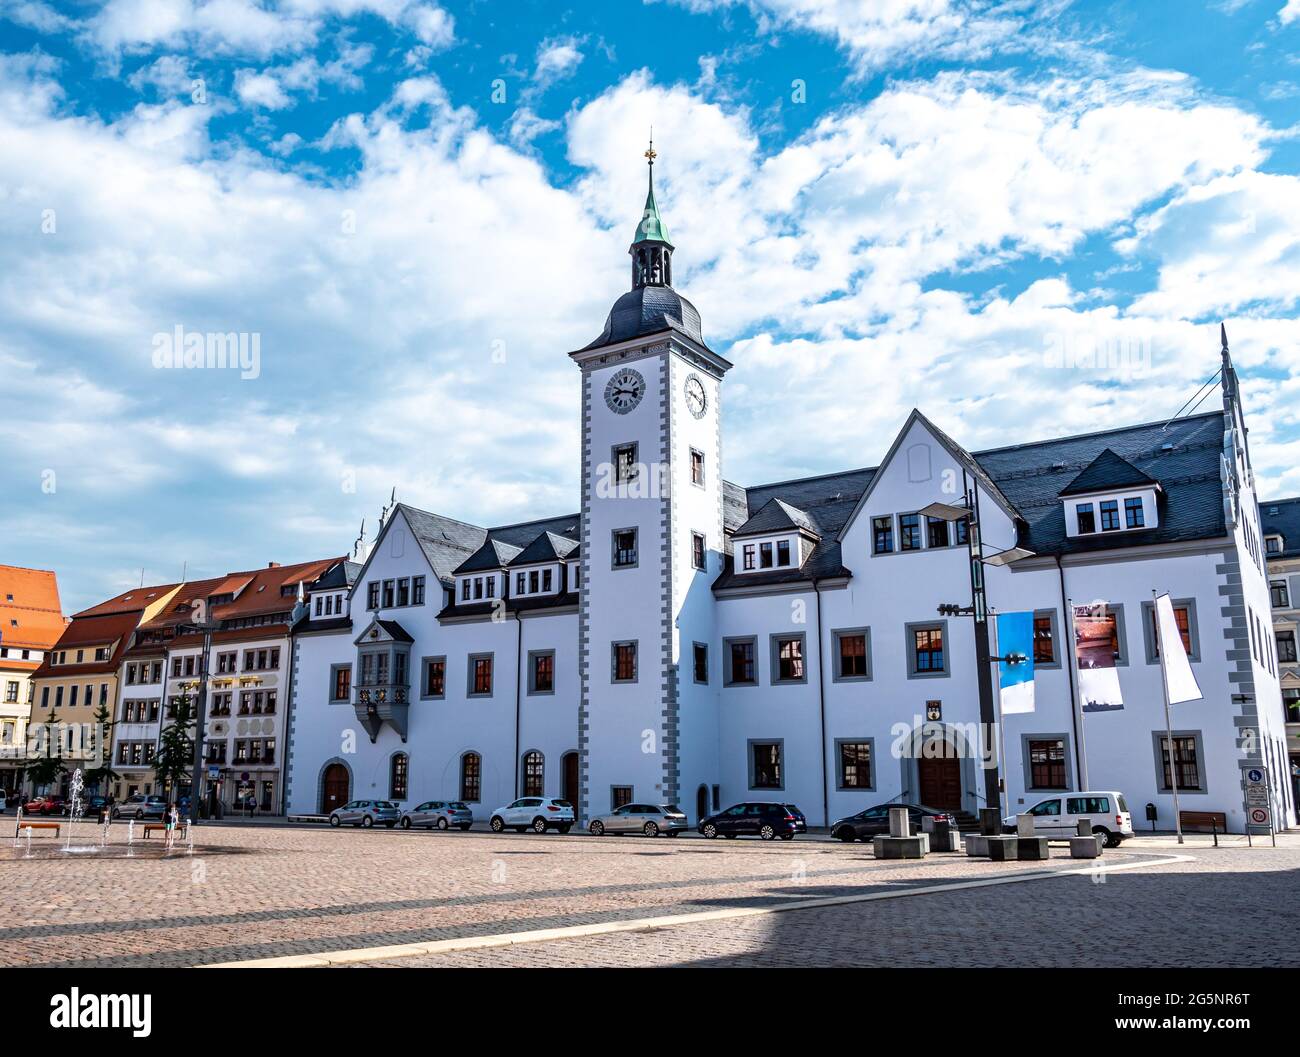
[684,374,707,419]
[604,367,646,415]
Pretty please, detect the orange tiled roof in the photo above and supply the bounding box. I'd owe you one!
[74,582,181,618]
[208,558,344,622]
[0,564,65,651]
[31,611,143,678]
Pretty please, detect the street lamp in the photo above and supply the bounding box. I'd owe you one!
[925,472,1035,818]
[175,616,219,825]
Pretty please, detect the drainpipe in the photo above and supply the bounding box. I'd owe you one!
[513,609,523,799]
[279,632,298,816]
[814,580,829,829]
[1055,555,1084,789]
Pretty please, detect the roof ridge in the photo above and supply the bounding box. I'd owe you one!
[972,409,1222,458]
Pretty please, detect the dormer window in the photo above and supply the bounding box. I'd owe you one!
[461,579,470,601]
[1077,503,1096,534]
[1098,500,1120,531]
[1267,535,1283,555]
[1124,497,1144,529]
[742,545,755,571]
[760,542,773,569]
[776,540,790,566]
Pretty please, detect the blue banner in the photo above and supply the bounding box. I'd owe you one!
[996,611,1035,715]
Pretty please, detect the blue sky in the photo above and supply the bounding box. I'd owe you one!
[2,0,1299,612]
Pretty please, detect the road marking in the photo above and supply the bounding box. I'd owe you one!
[202,853,1192,968]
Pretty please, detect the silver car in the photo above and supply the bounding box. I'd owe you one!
[328,799,400,828]
[400,800,474,831]
[588,803,688,837]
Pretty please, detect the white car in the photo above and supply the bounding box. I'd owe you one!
[1004,791,1133,847]
[488,797,575,834]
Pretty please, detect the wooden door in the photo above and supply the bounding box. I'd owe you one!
[917,755,961,810]
[562,752,579,817]
[322,763,349,815]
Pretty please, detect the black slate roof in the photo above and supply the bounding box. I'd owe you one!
[438,592,578,621]
[394,504,579,584]
[581,285,708,352]
[508,531,579,566]
[1261,497,1300,559]
[713,410,1227,590]
[1058,448,1159,497]
[733,497,821,538]
[309,559,361,591]
[454,538,523,575]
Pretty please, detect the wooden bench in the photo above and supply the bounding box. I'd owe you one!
[14,820,60,837]
[1179,810,1227,834]
[142,823,178,839]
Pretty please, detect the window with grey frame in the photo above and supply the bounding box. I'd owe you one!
[329,664,351,702]
[1026,738,1067,789]
[833,628,869,681]
[390,752,408,800]
[690,448,705,486]
[612,527,638,568]
[692,642,708,684]
[421,656,446,698]
[612,641,637,683]
[1140,598,1198,664]
[691,531,706,571]
[837,740,873,790]
[522,750,544,797]
[613,442,638,485]
[468,654,493,697]
[770,633,807,684]
[750,741,782,789]
[725,637,757,685]
[529,650,555,694]
[1271,580,1289,609]
[907,622,947,677]
[1154,732,1204,792]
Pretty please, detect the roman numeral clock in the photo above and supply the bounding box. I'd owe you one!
[604,367,645,414]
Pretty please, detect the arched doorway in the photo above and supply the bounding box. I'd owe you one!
[917,755,962,811]
[321,762,349,815]
[696,784,709,823]
[562,752,579,816]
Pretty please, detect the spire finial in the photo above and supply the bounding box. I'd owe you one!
[644,127,656,168]
[1221,321,1229,352]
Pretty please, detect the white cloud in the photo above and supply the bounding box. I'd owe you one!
[235,68,292,108]
[1281,0,1300,25]
[534,35,585,86]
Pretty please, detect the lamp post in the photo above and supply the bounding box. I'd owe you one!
[922,470,1034,819]
[176,617,218,825]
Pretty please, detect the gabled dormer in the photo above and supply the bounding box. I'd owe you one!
[732,499,820,573]
[352,617,414,742]
[507,531,578,598]
[452,539,521,605]
[1059,448,1161,538]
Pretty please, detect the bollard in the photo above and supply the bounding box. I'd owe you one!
[979,808,1001,836]
[1015,814,1036,839]
[888,806,911,838]
[1076,818,1092,837]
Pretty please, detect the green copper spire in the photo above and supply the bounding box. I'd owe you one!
[631,134,673,248]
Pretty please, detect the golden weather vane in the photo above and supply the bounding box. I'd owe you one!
[645,127,656,166]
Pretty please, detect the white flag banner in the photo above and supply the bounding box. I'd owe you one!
[1156,593,1202,704]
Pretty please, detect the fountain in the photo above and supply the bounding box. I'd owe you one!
[22,826,32,858]
[60,768,99,854]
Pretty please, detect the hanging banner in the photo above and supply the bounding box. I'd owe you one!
[1074,603,1124,712]
[1156,593,1202,704]
[995,611,1036,715]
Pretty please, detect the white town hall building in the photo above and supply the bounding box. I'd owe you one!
[284,160,1293,835]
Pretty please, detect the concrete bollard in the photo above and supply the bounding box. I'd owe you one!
[923,816,961,851]
[1069,835,1103,859]
[978,808,1001,836]
[1015,814,1036,839]
[965,833,988,857]
[872,832,929,859]
[1076,818,1093,837]
[985,835,1019,861]
[888,806,911,838]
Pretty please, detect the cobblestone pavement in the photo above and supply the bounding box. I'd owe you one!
[2,821,1297,968]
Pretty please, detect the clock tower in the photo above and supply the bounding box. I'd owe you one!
[569,143,732,823]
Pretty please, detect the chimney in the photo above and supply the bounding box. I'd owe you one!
[267,562,280,568]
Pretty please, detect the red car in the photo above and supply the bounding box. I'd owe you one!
[23,795,66,816]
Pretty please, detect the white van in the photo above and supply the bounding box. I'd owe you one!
[1003,791,1134,847]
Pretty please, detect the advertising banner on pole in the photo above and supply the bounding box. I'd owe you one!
[995,611,1035,715]
[1074,603,1124,712]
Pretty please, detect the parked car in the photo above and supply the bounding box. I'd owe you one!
[698,802,800,841]
[86,795,112,816]
[1003,791,1133,847]
[588,803,688,837]
[24,795,67,816]
[329,800,400,828]
[112,794,166,820]
[784,804,808,834]
[401,800,474,830]
[488,797,575,834]
[830,802,956,842]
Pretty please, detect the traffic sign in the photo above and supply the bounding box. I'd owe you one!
[1249,806,1270,827]
[1246,767,1265,784]
[1246,785,1269,806]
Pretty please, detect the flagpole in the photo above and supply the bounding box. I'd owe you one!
[1064,597,1091,790]
[990,611,1008,821]
[1152,590,1185,845]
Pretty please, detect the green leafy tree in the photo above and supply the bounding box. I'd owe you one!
[154,691,195,802]
[83,700,120,794]
[25,706,66,793]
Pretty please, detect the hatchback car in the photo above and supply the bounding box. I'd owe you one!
[328,799,400,828]
[588,803,688,837]
[1002,791,1133,847]
[23,795,67,816]
[830,802,956,842]
[112,795,167,820]
[401,800,474,830]
[698,802,800,841]
[488,797,575,834]
[784,804,808,834]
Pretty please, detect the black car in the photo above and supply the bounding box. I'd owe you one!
[830,803,956,842]
[698,802,800,841]
[784,804,808,833]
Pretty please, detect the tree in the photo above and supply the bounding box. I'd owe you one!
[154,691,195,802]
[83,700,120,794]
[25,706,66,793]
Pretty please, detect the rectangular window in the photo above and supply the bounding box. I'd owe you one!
[759,542,773,568]
[331,665,351,702]
[1271,581,1289,609]
[367,582,380,609]
[771,634,806,684]
[1156,734,1202,791]
[750,742,782,789]
[899,513,922,551]
[469,654,493,696]
[926,516,949,548]
[1124,496,1145,528]
[412,576,425,605]
[1033,615,1055,665]
[473,578,483,600]
[1277,631,1297,664]
[423,657,446,698]
[461,579,470,601]
[485,577,496,599]
[1027,739,1067,789]
[1283,688,1300,722]
[613,528,638,568]
[613,442,638,484]
[725,637,757,686]
[692,532,706,571]
[382,580,395,607]
[909,624,946,676]
[872,516,894,554]
[461,754,481,802]
[516,572,526,595]
[612,641,637,682]
[611,786,633,810]
[835,630,868,680]
[838,742,872,790]
[742,544,755,571]
[1076,503,1095,534]
[693,642,708,684]
[1099,500,1120,532]
[540,568,551,592]
[529,570,540,594]
[529,651,554,694]
[397,578,410,607]
[690,448,705,486]
[776,539,791,566]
